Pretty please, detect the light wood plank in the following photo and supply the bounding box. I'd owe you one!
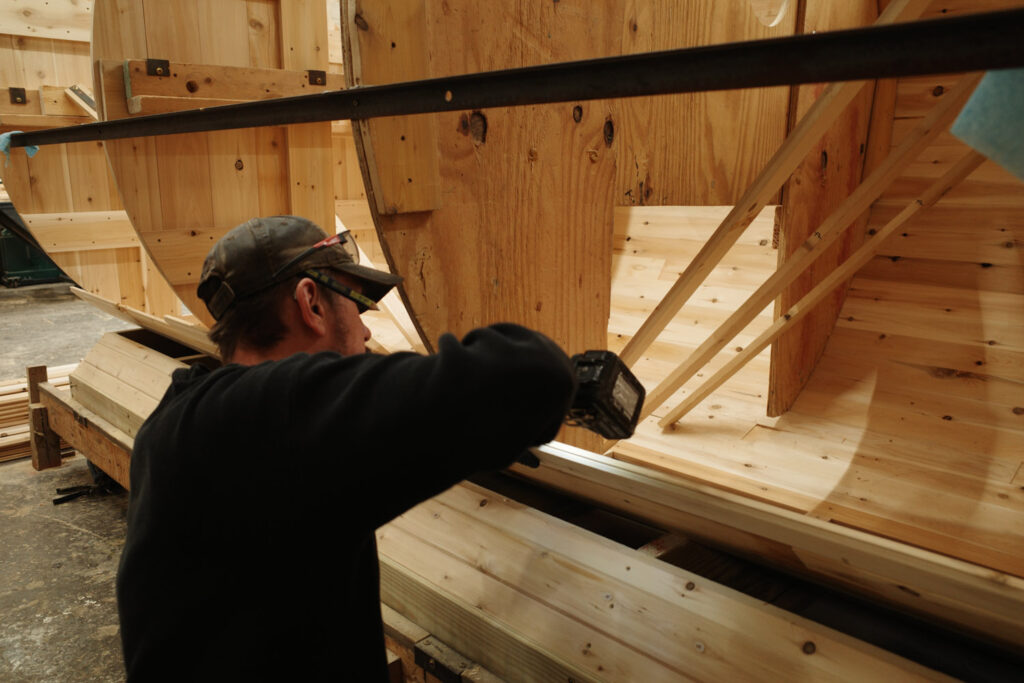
[23,210,137,252]
[0,1,92,42]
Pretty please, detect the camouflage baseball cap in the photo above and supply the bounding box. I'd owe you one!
[197,216,402,320]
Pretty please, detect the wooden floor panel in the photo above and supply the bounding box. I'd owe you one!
[609,205,1024,578]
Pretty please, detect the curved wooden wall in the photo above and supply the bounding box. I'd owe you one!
[93,0,336,326]
[0,27,179,314]
[343,0,796,359]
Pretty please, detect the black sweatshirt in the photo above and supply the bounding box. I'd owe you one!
[116,324,576,681]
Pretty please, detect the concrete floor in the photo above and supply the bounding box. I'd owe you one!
[1,283,131,681]
[0,283,132,382]
[0,457,127,682]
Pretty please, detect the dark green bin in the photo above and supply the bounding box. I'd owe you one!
[0,203,67,287]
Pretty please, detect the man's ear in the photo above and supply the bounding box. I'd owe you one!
[293,277,330,337]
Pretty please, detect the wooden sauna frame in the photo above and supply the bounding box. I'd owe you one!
[5,0,1022,678]
[339,0,1024,660]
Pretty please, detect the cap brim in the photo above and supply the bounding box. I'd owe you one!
[336,262,403,304]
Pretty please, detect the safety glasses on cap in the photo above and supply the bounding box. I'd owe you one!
[270,230,358,281]
[302,268,378,313]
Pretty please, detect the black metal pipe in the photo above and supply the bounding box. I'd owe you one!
[10,8,1024,148]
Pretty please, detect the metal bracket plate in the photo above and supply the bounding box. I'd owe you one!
[307,70,327,86]
[67,85,97,112]
[146,59,171,77]
[9,87,26,105]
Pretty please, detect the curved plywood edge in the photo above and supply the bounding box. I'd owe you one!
[93,0,335,326]
[0,29,181,315]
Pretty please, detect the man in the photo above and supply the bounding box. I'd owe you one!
[116,216,576,681]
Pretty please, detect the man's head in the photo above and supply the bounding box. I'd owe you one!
[197,216,402,362]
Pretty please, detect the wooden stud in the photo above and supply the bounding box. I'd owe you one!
[617,0,935,368]
[767,0,881,416]
[27,365,61,471]
[639,71,983,421]
[660,151,987,426]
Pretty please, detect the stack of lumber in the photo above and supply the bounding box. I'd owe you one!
[0,364,75,462]
[378,481,941,681]
[70,333,188,439]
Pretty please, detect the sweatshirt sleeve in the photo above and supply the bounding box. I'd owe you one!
[258,323,577,530]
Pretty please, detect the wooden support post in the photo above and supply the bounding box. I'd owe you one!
[27,366,62,471]
[659,150,986,427]
[616,0,932,368]
[639,71,982,421]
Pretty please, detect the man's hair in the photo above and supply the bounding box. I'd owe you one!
[208,279,296,361]
[209,275,351,360]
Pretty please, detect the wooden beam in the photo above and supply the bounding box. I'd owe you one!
[381,480,949,680]
[0,113,92,129]
[616,0,933,368]
[520,442,1024,651]
[661,151,987,426]
[121,59,345,105]
[127,95,245,116]
[70,287,218,357]
[639,71,982,421]
[22,210,138,253]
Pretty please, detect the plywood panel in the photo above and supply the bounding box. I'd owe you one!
[768,1,881,416]
[614,2,794,206]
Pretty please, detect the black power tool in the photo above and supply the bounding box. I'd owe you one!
[565,350,645,440]
[517,350,645,468]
